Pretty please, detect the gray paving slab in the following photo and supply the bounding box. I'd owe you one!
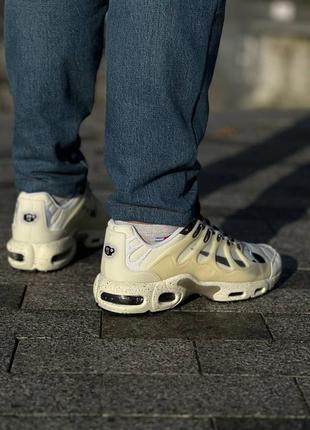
[0,338,16,373]
[200,140,310,169]
[0,417,213,430]
[11,338,198,375]
[196,340,310,376]
[198,140,247,165]
[215,418,310,430]
[270,218,310,269]
[0,204,15,225]
[199,217,273,244]
[102,312,270,340]
[0,109,309,424]
[200,162,309,209]
[0,313,18,338]
[177,285,310,314]
[265,315,310,341]
[0,374,102,414]
[205,111,306,145]
[21,280,99,311]
[99,374,307,417]
[0,310,101,338]
[0,417,103,430]
[276,269,310,290]
[201,189,310,212]
[297,379,310,412]
[0,228,11,243]
[201,164,295,194]
[200,172,309,218]
[0,284,25,310]
[0,249,103,286]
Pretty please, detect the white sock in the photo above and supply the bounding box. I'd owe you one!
[115,221,179,244]
[53,195,72,206]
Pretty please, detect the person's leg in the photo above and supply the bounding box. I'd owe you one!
[104,0,226,226]
[4,0,108,198]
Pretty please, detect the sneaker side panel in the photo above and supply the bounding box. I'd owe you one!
[100,222,160,283]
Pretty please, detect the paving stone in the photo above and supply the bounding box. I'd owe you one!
[235,165,308,195]
[201,188,310,212]
[0,227,11,243]
[21,280,98,311]
[101,418,213,430]
[265,315,310,341]
[200,164,309,215]
[0,417,213,430]
[0,310,100,338]
[200,204,259,219]
[270,218,310,269]
[200,189,257,210]
[296,379,310,412]
[0,417,103,430]
[218,218,273,244]
[11,338,198,374]
[276,269,310,290]
[177,286,310,314]
[201,140,310,170]
[205,111,305,146]
[0,338,16,373]
[102,312,270,340]
[198,216,273,244]
[1,109,309,422]
[0,374,102,414]
[99,374,307,417]
[254,206,310,223]
[201,164,295,196]
[0,247,102,286]
[200,161,309,208]
[215,418,310,430]
[0,284,25,310]
[196,340,310,376]
[0,313,18,338]
[198,140,247,165]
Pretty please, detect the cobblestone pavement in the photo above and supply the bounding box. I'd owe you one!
[0,109,310,430]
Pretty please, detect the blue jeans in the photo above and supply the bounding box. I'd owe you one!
[5,0,225,226]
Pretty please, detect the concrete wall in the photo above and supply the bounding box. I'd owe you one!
[0,0,309,113]
[210,0,310,110]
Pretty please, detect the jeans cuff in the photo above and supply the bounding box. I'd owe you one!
[15,178,86,198]
[105,200,198,227]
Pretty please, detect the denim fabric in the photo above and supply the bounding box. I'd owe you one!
[5,0,225,226]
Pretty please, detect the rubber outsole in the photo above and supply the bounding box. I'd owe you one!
[7,231,104,272]
[93,272,281,314]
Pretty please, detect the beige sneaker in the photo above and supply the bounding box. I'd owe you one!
[93,217,282,314]
[7,187,106,271]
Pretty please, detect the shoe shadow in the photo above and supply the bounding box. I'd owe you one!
[68,242,102,266]
[198,115,310,286]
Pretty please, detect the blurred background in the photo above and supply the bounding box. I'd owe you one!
[0,0,309,113]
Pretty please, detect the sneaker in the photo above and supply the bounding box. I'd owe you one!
[7,187,106,271]
[93,217,282,314]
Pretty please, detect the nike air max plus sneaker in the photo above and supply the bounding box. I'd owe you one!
[7,187,106,271]
[94,217,282,314]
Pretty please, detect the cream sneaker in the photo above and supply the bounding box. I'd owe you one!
[7,187,106,271]
[93,217,282,314]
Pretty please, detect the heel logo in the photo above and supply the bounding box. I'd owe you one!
[104,245,115,257]
[23,213,37,223]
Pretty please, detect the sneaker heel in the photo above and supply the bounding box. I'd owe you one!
[93,274,187,314]
[7,236,76,272]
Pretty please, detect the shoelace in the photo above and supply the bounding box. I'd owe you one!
[196,216,239,248]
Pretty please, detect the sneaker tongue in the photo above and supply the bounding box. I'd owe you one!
[53,196,71,206]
